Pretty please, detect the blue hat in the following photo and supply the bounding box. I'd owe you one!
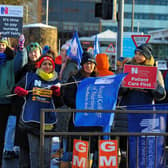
[42,45,50,55]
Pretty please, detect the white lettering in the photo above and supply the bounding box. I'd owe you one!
[100,156,116,166]
[128,81,139,86]
[131,67,138,74]
[131,77,149,82]
[34,80,41,87]
[75,142,86,152]
[101,142,115,152]
[73,156,86,167]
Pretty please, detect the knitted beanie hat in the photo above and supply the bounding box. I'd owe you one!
[135,43,152,59]
[81,51,96,65]
[36,54,55,69]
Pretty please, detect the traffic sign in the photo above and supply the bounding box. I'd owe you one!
[131,35,151,47]
[105,43,116,53]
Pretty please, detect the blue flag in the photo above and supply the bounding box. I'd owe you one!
[127,104,167,168]
[74,73,127,135]
[67,31,83,67]
[93,35,100,57]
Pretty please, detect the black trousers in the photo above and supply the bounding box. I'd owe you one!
[0,104,11,166]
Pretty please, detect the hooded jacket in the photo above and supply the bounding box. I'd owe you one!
[96,53,114,76]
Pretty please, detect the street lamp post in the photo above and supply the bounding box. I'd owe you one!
[131,0,135,32]
[117,0,124,58]
[46,0,49,25]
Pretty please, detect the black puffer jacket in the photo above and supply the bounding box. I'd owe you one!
[63,69,97,108]
[63,69,101,153]
[113,55,166,133]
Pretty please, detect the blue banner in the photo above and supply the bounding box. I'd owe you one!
[74,73,127,134]
[93,35,100,57]
[127,104,167,168]
[67,31,83,68]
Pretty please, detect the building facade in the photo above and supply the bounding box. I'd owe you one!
[103,0,168,33]
[41,0,168,42]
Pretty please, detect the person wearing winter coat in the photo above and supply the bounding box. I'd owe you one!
[96,53,114,76]
[117,43,166,167]
[119,44,166,106]
[58,43,78,83]
[14,54,63,168]
[3,42,42,165]
[62,51,100,168]
[0,35,27,166]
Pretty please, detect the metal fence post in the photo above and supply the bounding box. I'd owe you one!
[40,109,45,168]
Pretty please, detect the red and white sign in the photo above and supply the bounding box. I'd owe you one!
[105,43,116,53]
[99,140,118,168]
[72,139,89,168]
[131,35,151,47]
[123,64,157,89]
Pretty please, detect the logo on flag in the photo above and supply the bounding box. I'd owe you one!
[67,31,83,67]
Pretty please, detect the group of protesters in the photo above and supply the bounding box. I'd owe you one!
[0,32,167,168]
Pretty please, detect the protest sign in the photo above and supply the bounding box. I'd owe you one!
[0,5,23,37]
[72,139,89,168]
[99,140,118,168]
[123,64,157,89]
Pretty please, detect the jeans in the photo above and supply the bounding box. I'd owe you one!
[28,133,52,168]
[4,115,16,151]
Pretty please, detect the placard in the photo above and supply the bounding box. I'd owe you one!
[123,64,157,89]
[72,139,89,168]
[99,140,118,168]
[0,5,23,37]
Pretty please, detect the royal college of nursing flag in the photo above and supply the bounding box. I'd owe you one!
[74,73,128,137]
[93,35,100,57]
[67,31,83,68]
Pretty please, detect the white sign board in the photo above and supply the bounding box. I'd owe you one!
[0,5,23,37]
[156,60,168,70]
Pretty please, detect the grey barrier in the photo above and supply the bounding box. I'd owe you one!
[40,108,168,168]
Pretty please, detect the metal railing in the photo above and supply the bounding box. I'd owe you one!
[40,108,168,168]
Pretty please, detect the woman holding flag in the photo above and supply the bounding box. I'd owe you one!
[61,51,99,167]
